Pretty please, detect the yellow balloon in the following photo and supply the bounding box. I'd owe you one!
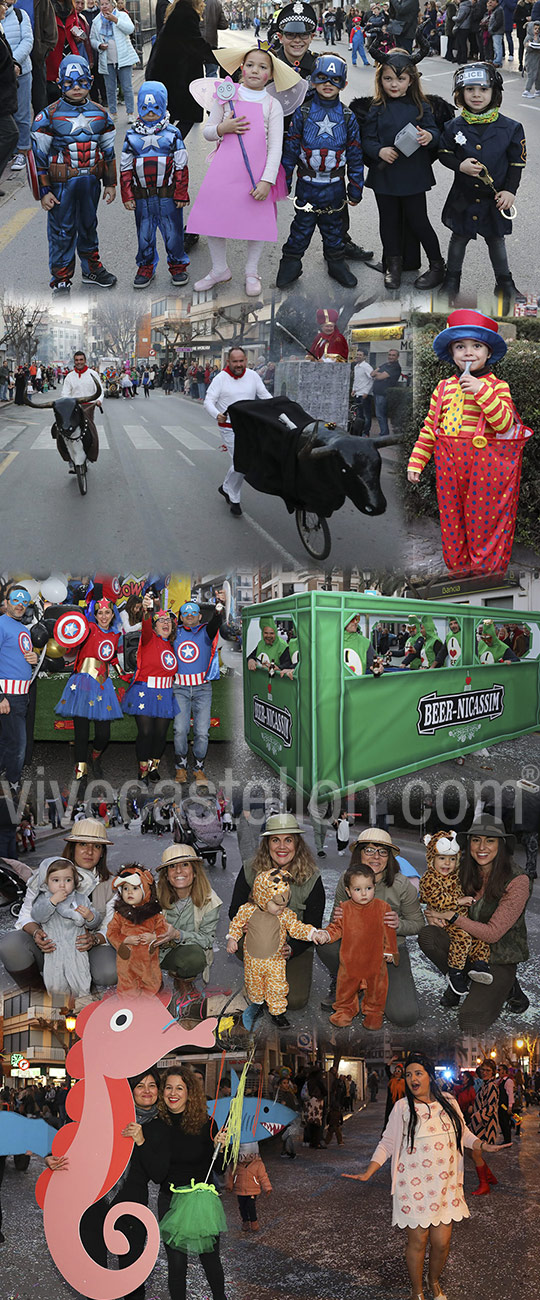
[45,638,64,660]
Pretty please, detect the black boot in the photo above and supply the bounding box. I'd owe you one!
[327,259,357,288]
[495,276,527,315]
[270,1012,291,1028]
[343,239,374,262]
[415,260,446,290]
[384,257,402,290]
[440,273,461,305]
[505,977,530,1013]
[276,256,303,288]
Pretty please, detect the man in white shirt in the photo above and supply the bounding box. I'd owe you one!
[61,350,103,460]
[351,348,374,435]
[204,345,272,516]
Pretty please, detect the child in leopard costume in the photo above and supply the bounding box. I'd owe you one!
[419,830,492,997]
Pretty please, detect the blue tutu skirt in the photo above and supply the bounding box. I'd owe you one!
[122,680,179,719]
[55,672,123,722]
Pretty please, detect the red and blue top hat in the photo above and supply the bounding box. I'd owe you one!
[433,310,507,363]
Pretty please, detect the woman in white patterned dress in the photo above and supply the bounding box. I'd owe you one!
[346,1052,503,1300]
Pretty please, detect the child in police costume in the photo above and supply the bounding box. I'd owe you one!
[439,62,526,306]
[419,830,492,997]
[277,51,364,290]
[407,309,533,575]
[226,867,321,1027]
[120,79,190,290]
[30,54,116,294]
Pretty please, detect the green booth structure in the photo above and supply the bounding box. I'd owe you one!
[242,592,540,798]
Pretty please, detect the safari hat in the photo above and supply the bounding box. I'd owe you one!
[354,826,401,854]
[458,815,516,854]
[261,812,305,836]
[159,843,203,869]
[64,819,113,845]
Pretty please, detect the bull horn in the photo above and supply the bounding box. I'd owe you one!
[23,393,56,410]
[79,376,102,403]
[370,435,403,448]
[308,444,335,460]
[298,421,321,460]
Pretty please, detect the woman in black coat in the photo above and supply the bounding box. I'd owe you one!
[145,0,213,137]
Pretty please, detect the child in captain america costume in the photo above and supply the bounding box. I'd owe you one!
[120,80,190,290]
[276,52,364,290]
[30,54,117,294]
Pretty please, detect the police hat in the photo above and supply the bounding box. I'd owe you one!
[453,62,503,94]
[276,1,317,33]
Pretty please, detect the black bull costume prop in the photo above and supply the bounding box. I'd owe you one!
[228,396,396,519]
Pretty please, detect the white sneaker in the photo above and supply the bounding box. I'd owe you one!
[522,89,534,96]
[11,153,26,170]
[127,113,135,123]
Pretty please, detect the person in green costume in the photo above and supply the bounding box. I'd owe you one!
[343,612,384,677]
[247,616,287,672]
[403,615,447,670]
[446,616,462,667]
[402,617,422,670]
[477,619,519,664]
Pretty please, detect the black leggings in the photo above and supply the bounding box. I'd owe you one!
[375,192,442,262]
[134,715,170,763]
[446,232,510,280]
[73,717,111,763]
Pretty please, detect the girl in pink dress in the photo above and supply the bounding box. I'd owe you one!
[187,43,301,297]
[345,1052,504,1300]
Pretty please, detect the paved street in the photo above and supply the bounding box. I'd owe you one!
[0,37,537,305]
[0,387,403,571]
[1,1094,539,1299]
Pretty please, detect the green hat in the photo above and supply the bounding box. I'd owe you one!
[260,616,277,631]
[262,813,305,836]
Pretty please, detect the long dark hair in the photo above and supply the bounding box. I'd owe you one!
[404,1053,463,1154]
[460,839,514,903]
[63,839,110,883]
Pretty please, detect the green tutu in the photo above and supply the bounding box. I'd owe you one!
[160,1180,227,1254]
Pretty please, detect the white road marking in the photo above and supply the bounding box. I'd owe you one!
[242,511,299,565]
[161,425,215,451]
[122,424,163,449]
[31,426,110,449]
[176,448,195,468]
[0,425,25,450]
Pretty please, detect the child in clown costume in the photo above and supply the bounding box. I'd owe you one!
[30,54,116,294]
[419,830,492,997]
[120,80,190,290]
[408,310,533,576]
[187,43,301,298]
[226,868,322,1027]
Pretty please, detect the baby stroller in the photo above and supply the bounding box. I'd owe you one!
[172,797,227,869]
[141,798,175,836]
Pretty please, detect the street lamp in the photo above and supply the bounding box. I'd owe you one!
[64,1012,77,1056]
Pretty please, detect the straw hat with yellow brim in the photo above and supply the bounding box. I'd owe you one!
[213,43,302,92]
[354,827,401,854]
[159,843,204,870]
[261,813,305,836]
[64,819,113,846]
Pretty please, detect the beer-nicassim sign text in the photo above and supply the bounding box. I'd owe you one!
[417,685,505,735]
[253,695,293,746]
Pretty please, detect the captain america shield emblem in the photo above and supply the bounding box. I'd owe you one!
[99,640,114,661]
[18,630,32,656]
[54,611,88,648]
[161,649,177,670]
[178,641,200,663]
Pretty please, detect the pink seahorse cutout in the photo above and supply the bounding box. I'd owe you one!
[35,991,217,1300]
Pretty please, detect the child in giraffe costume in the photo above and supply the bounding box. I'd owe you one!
[419,829,492,997]
[226,868,320,1027]
[318,861,399,1030]
[407,310,533,575]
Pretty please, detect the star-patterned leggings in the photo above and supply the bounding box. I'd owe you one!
[434,435,524,574]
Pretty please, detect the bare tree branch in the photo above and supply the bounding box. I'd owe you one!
[0,293,48,365]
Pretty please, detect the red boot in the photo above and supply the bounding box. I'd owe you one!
[471,1163,491,1195]
[484,1163,498,1186]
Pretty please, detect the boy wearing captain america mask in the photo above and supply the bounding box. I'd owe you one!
[120,79,190,290]
[30,54,117,294]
